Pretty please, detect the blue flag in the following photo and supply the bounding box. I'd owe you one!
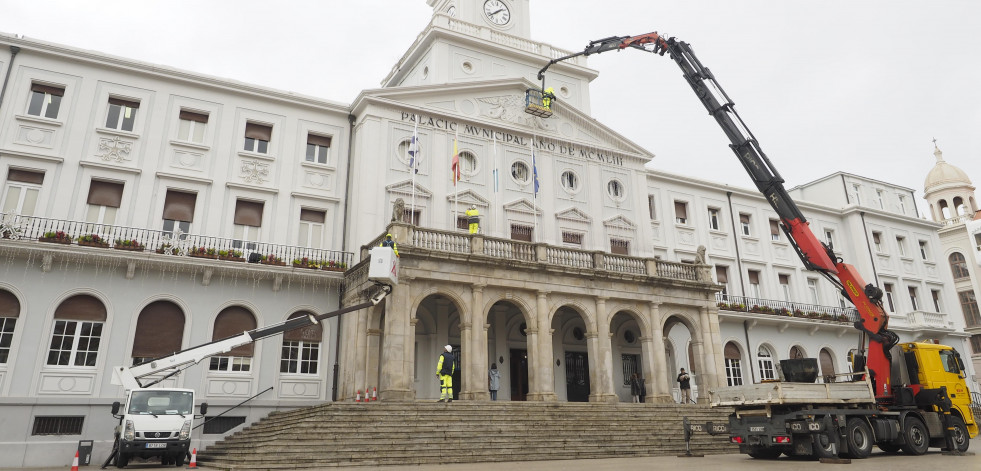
[532,149,539,195]
[408,121,419,174]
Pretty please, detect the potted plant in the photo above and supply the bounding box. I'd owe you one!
[218,250,245,262]
[188,246,218,259]
[78,234,109,248]
[807,311,822,319]
[293,257,317,269]
[39,230,72,244]
[260,254,285,266]
[323,260,345,272]
[114,238,145,251]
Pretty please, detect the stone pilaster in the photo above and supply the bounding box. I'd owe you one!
[648,302,672,403]
[468,284,490,400]
[380,275,413,401]
[589,296,617,403]
[535,290,557,401]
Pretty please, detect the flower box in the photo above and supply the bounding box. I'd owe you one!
[78,240,110,248]
[261,260,287,266]
[219,255,246,262]
[188,252,218,260]
[292,263,319,269]
[38,236,72,244]
[113,244,144,251]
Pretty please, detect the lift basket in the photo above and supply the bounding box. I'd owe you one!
[524,88,554,118]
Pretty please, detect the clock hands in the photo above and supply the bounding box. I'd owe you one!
[490,8,505,16]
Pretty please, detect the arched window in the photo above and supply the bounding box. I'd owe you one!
[281,311,322,375]
[209,306,256,372]
[0,289,20,364]
[789,345,805,359]
[48,294,106,367]
[131,301,185,365]
[724,341,743,386]
[950,253,971,279]
[820,348,836,383]
[757,345,775,381]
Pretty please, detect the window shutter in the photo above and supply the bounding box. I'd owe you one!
[307,134,332,147]
[510,224,532,242]
[108,97,140,109]
[7,168,45,185]
[0,289,20,317]
[724,342,740,360]
[770,220,780,235]
[283,311,323,342]
[873,233,881,244]
[819,349,835,377]
[162,190,197,223]
[610,239,629,255]
[234,200,264,227]
[748,270,760,284]
[31,83,65,97]
[54,295,107,321]
[179,110,209,123]
[300,208,326,224]
[244,122,272,141]
[131,301,185,358]
[740,214,750,224]
[674,201,687,219]
[779,274,790,285]
[212,307,257,357]
[86,180,124,208]
[715,266,728,284]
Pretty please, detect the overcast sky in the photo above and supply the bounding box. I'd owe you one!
[2,0,978,218]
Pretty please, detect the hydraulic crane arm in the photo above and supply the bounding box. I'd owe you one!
[541,32,899,400]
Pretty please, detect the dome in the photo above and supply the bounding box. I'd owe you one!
[924,145,972,192]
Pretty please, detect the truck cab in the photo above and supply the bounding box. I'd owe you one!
[902,342,978,439]
[111,388,205,467]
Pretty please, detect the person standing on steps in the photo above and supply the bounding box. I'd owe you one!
[677,368,692,404]
[630,372,642,403]
[436,345,455,403]
[488,363,501,401]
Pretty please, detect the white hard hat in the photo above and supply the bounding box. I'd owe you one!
[445,345,453,352]
[470,204,476,209]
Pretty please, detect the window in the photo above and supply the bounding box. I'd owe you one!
[908,286,919,311]
[883,283,895,312]
[769,219,780,241]
[298,208,326,249]
[975,233,981,250]
[0,289,19,364]
[824,230,835,250]
[458,151,477,177]
[919,241,929,260]
[562,231,582,247]
[959,290,980,327]
[177,110,208,143]
[724,342,743,387]
[852,184,861,205]
[716,266,730,296]
[456,215,468,230]
[647,195,657,220]
[748,270,761,298]
[674,201,688,225]
[2,168,44,216]
[162,190,196,236]
[232,199,264,251]
[244,122,271,154]
[621,354,639,386]
[32,417,84,436]
[85,180,123,225]
[610,239,629,255]
[131,301,184,365]
[807,278,820,305]
[789,345,805,359]
[931,289,942,313]
[898,195,907,214]
[47,295,106,367]
[607,180,624,200]
[560,171,578,192]
[757,345,775,381]
[306,134,331,165]
[105,97,139,132]
[281,311,322,374]
[779,274,791,302]
[739,214,751,236]
[876,189,885,209]
[873,232,882,252]
[510,224,532,242]
[972,335,981,355]
[949,253,971,279]
[896,236,907,257]
[510,161,529,184]
[209,306,256,372]
[401,208,420,225]
[819,349,836,383]
[27,83,64,119]
[708,208,720,231]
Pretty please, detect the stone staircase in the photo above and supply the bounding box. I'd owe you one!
[197,401,738,469]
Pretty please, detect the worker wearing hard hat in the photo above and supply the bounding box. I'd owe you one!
[436,345,455,403]
[466,204,480,234]
[542,87,555,111]
[379,233,399,257]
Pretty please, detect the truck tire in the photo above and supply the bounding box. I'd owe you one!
[842,418,873,459]
[900,416,929,455]
[947,416,970,453]
[115,449,128,468]
[174,452,185,467]
[812,430,838,459]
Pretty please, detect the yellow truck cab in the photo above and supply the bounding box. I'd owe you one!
[902,342,978,439]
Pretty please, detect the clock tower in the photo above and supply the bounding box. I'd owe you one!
[428,0,531,39]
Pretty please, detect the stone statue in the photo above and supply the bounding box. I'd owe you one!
[695,245,707,265]
[391,198,406,223]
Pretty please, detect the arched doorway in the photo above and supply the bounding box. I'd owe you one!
[552,306,589,402]
[611,310,645,402]
[486,300,528,401]
[412,294,461,400]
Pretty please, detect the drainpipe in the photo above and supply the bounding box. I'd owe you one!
[859,211,880,285]
[332,113,357,402]
[726,191,747,297]
[743,320,756,384]
[841,174,851,205]
[0,46,22,112]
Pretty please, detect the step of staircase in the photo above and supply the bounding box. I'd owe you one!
[198,401,737,469]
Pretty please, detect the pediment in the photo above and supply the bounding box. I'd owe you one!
[386,180,433,199]
[503,198,543,216]
[603,214,636,230]
[555,207,592,223]
[445,189,491,207]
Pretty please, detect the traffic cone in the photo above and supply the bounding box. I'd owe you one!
[356,390,362,402]
[372,387,378,401]
[70,451,79,471]
[188,448,197,468]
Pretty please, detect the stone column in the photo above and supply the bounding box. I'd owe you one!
[535,290,557,401]
[459,319,473,399]
[648,302,672,403]
[365,328,381,396]
[700,304,725,393]
[352,309,369,399]
[590,296,617,403]
[469,284,489,400]
[380,276,413,401]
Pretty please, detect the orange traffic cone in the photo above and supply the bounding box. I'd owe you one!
[372,387,378,401]
[188,448,197,468]
[70,451,79,471]
[356,390,362,402]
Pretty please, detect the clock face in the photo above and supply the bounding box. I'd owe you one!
[483,0,510,25]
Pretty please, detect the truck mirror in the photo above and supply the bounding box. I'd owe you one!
[111,401,121,415]
[199,402,208,415]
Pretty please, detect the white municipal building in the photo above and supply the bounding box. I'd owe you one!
[1,0,979,466]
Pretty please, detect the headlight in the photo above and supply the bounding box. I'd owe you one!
[179,419,192,440]
[123,420,135,442]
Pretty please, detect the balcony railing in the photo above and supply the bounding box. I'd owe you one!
[715,293,859,323]
[0,212,353,269]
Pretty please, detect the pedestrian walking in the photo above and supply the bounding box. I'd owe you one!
[630,372,642,403]
[436,345,455,402]
[677,368,692,404]
[488,363,501,400]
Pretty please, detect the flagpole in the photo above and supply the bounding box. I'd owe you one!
[410,119,418,222]
[531,135,537,243]
[493,132,499,238]
[453,128,459,231]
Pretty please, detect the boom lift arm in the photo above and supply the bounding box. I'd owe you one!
[539,32,900,400]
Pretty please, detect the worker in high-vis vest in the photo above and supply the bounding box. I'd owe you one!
[436,344,455,403]
[542,87,555,111]
[379,233,399,257]
[466,205,480,234]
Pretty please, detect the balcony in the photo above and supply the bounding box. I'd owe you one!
[0,212,353,273]
[715,293,859,324]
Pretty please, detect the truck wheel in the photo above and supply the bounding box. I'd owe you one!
[877,443,901,453]
[114,450,128,468]
[747,447,782,459]
[812,430,838,459]
[842,418,873,459]
[174,452,185,467]
[901,416,929,455]
[947,416,970,453]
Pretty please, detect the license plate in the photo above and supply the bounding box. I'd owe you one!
[145,443,167,449]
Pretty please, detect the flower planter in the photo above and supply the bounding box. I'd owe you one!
[261,260,286,266]
[219,256,246,262]
[292,263,318,269]
[38,237,72,245]
[113,244,144,252]
[188,252,218,260]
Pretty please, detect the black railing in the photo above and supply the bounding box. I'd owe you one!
[716,293,859,323]
[971,392,981,425]
[0,212,353,269]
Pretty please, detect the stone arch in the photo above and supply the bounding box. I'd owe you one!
[413,288,470,325]
[755,342,778,381]
[545,296,595,330]
[552,304,592,402]
[610,308,647,402]
[723,339,746,386]
[607,303,650,335]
